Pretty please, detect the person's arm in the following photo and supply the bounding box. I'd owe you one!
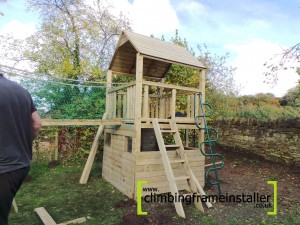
[32,111,41,139]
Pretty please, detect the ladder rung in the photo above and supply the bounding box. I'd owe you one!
[165,145,179,148]
[175,176,190,181]
[161,130,176,133]
[169,159,185,163]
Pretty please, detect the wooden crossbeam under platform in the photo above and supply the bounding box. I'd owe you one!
[42,119,122,126]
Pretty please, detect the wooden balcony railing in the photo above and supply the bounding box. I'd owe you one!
[106,81,201,123]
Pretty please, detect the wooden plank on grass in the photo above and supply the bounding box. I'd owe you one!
[34,207,57,225]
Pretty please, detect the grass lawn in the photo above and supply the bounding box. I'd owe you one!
[8,156,300,225]
[9,162,127,225]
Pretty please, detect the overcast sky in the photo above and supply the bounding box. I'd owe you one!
[1,0,300,96]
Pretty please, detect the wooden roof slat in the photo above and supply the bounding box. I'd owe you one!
[108,30,206,78]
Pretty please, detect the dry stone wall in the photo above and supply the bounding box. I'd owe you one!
[212,118,300,166]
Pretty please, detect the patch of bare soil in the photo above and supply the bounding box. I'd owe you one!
[116,145,299,224]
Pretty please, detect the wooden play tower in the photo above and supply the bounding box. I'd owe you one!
[80,31,211,217]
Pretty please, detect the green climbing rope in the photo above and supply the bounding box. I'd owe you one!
[194,93,224,195]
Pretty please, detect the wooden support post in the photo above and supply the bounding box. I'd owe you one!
[126,87,130,118]
[79,113,106,184]
[117,94,122,118]
[165,97,169,118]
[143,84,149,120]
[134,53,143,153]
[133,85,136,118]
[199,69,206,149]
[159,78,165,118]
[113,92,117,118]
[155,99,159,117]
[106,70,112,119]
[171,89,176,119]
[187,95,191,118]
[191,95,195,118]
[123,92,127,118]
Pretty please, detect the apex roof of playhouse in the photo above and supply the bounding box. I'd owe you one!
[109,30,206,79]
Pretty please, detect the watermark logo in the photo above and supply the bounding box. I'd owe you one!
[137,180,277,216]
[137,180,148,215]
[267,181,277,215]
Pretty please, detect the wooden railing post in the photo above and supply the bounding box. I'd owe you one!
[199,69,206,149]
[134,53,143,153]
[159,78,165,118]
[143,84,149,120]
[117,93,122,118]
[171,89,176,119]
[106,70,112,118]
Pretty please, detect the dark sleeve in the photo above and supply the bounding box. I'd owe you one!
[30,96,37,113]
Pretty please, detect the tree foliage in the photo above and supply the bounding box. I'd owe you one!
[22,0,130,79]
[163,30,238,118]
[20,77,106,119]
[264,43,300,84]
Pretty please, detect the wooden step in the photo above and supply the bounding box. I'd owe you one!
[161,130,176,133]
[169,159,185,164]
[165,144,179,148]
[174,176,190,181]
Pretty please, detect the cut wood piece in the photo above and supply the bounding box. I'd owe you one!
[58,217,86,225]
[80,113,107,184]
[34,207,57,225]
[35,207,86,225]
[12,198,18,213]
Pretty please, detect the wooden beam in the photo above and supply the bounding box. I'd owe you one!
[106,70,112,118]
[12,198,18,213]
[143,81,201,93]
[134,53,143,153]
[107,81,135,93]
[143,84,149,120]
[34,207,57,225]
[141,54,206,70]
[79,113,107,184]
[34,207,86,225]
[41,119,122,126]
[159,78,166,119]
[171,89,176,119]
[199,69,206,150]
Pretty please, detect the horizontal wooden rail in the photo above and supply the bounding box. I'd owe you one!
[42,119,122,126]
[107,81,136,93]
[143,81,202,93]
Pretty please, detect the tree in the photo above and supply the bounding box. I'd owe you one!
[23,0,130,79]
[163,30,239,118]
[280,70,300,108]
[264,43,300,84]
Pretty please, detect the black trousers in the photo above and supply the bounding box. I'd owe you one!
[0,167,30,225]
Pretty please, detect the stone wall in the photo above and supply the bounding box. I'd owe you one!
[212,118,300,166]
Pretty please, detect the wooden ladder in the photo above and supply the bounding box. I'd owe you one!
[152,118,212,218]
